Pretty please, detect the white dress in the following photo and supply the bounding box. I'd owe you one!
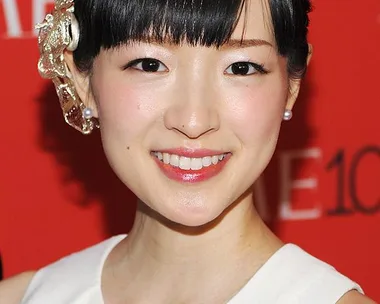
[21,235,363,303]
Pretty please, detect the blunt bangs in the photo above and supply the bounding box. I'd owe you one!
[74,0,245,71]
[73,0,312,79]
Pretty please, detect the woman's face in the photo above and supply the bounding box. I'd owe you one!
[86,0,296,226]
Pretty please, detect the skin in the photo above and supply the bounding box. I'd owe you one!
[0,0,376,303]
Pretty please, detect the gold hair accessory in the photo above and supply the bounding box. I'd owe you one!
[35,0,99,134]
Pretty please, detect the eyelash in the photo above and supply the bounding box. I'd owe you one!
[122,58,269,76]
[122,58,168,73]
[225,61,268,76]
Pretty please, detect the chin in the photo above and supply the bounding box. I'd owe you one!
[169,212,220,228]
[155,195,230,229]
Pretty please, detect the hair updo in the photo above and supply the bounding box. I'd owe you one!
[72,0,312,79]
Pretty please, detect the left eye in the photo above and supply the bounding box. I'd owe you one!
[225,62,265,76]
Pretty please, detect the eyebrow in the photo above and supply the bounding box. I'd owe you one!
[222,39,273,48]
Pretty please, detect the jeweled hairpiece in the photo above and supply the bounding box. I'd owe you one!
[35,0,98,134]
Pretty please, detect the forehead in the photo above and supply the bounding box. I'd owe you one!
[231,0,274,44]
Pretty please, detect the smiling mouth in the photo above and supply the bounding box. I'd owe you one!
[151,151,232,183]
[151,151,230,171]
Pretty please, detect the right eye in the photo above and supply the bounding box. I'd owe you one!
[124,58,168,73]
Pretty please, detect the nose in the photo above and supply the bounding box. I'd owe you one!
[164,83,220,139]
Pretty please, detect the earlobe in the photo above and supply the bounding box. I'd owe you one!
[63,51,99,118]
[285,78,302,110]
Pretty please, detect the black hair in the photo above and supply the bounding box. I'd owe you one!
[73,0,312,79]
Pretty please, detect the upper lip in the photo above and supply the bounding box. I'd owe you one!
[153,148,230,158]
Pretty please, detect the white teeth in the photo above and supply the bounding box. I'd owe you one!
[163,153,170,164]
[170,154,179,167]
[202,156,212,167]
[157,152,163,161]
[191,158,203,170]
[154,152,228,171]
[179,157,191,170]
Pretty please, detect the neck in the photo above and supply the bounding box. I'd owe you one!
[118,191,281,273]
[104,193,282,303]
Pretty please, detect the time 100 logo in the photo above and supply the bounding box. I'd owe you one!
[255,145,380,221]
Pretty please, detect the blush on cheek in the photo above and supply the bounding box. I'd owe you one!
[93,78,160,139]
[97,90,140,137]
[90,58,161,136]
[225,83,286,146]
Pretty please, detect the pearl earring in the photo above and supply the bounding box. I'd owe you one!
[83,107,94,119]
[283,109,293,121]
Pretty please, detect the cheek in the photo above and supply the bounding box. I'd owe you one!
[223,75,288,146]
[91,74,161,141]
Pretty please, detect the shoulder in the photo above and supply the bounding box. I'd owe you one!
[0,271,36,304]
[337,291,377,304]
[18,236,126,302]
[272,245,367,303]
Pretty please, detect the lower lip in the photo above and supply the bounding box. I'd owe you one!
[153,154,231,183]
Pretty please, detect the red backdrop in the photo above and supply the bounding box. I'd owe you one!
[0,0,379,300]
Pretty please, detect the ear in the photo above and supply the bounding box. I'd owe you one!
[63,51,99,117]
[285,43,313,110]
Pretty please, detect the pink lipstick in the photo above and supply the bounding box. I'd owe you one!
[151,148,231,183]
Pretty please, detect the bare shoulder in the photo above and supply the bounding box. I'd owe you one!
[0,271,36,304]
[337,290,378,304]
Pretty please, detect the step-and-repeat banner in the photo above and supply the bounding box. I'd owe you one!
[0,0,379,300]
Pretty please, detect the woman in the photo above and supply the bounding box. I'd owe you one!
[0,0,375,303]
